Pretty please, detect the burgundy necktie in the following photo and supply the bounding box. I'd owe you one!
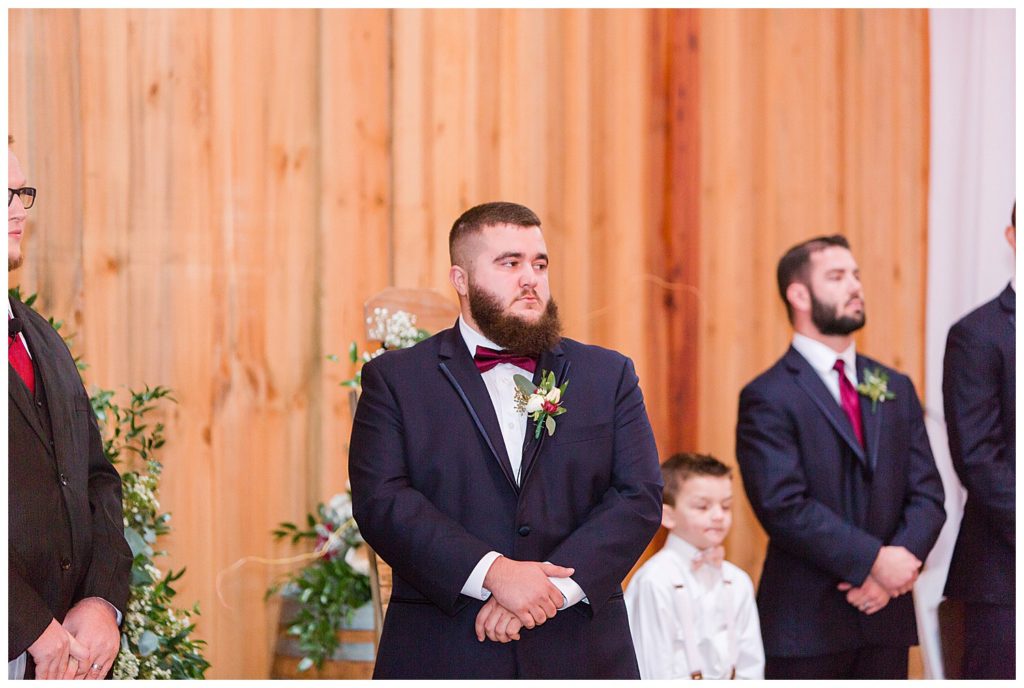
[473,346,537,374]
[833,359,863,447]
[9,317,35,395]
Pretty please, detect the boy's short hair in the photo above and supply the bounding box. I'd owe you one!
[661,452,731,506]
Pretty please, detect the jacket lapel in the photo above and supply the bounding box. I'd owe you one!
[856,356,882,472]
[9,299,54,453]
[999,282,1015,328]
[18,300,84,556]
[9,363,50,449]
[785,347,867,467]
[519,342,568,489]
[436,324,519,493]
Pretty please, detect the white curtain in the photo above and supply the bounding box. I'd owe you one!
[917,8,1016,679]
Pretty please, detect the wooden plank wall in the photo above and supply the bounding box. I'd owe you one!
[8,8,928,678]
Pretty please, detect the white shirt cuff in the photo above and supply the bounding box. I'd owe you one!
[83,596,124,626]
[461,551,502,601]
[548,573,588,608]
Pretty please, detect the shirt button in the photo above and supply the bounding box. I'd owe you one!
[518,525,531,537]
[36,400,43,408]
[60,558,72,571]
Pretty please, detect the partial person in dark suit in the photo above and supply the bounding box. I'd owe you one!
[941,204,1015,679]
[8,143,133,680]
[349,201,663,678]
[735,235,945,679]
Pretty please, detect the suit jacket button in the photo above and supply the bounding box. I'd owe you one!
[517,525,531,537]
[60,558,71,571]
[59,473,68,486]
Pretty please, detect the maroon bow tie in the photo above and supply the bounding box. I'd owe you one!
[692,545,725,571]
[473,345,538,374]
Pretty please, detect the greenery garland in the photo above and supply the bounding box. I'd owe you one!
[94,386,210,679]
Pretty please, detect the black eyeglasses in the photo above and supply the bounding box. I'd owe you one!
[9,187,36,209]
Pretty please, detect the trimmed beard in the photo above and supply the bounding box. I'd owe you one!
[468,284,562,357]
[810,289,865,336]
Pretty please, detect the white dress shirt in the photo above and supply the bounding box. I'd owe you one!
[791,332,858,405]
[456,317,586,609]
[625,534,765,680]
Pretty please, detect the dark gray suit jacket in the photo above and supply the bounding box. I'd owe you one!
[8,296,132,660]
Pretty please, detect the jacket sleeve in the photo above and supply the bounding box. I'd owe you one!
[349,360,494,614]
[943,320,1014,547]
[79,400,133,616]
[543,357,664,615]
[735,383,883,585]
[886,375,946,561]
[9,559,54,659]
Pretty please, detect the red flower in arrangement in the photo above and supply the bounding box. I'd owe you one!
[315,523,338,561]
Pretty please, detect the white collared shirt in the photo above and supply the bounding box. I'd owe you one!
[625,534,765,680]
[456,316,586,609]
[457,317,532,481]
[791,333,857,405]
[7,298,32,359]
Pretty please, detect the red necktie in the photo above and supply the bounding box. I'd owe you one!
[473,346,538,374]
[8,318,35,395]
[833,359,863,447]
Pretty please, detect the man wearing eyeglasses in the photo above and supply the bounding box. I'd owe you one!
[8,142,132,680]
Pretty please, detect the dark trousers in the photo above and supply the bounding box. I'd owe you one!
[963,602,1014,679]
[766,646,908,680]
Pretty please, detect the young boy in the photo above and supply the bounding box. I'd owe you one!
[625,453,764,679]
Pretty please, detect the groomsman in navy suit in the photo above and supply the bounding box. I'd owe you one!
[736,235,945,679]
[942,206,1015,679]
[349,201,663,678]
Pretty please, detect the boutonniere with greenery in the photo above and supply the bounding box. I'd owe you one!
[513,370,569,439]
[856,367,896,412]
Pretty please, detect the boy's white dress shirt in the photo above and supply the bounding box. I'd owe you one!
[625,533,765,679]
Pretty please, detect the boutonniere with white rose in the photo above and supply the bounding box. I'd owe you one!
[856,367,896,412]
[513,370,569,439]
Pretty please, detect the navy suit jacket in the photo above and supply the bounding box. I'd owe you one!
[736,347,945,657]
[942,284,1015,606]
[349,323,663,679]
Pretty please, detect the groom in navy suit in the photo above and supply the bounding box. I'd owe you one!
[942,206,1015,679]
[736,235,945,679]
[349,201,663,678]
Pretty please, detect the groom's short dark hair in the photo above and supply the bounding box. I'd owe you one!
[776,234,851,323]
[449,202,542,267]
[661,453,731,506]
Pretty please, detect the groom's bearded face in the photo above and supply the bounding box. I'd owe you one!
[468,276,562,356]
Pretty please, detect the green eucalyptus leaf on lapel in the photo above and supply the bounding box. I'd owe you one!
[513,374,538,398]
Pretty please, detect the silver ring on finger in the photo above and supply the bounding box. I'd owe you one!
[91,663,102,671]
